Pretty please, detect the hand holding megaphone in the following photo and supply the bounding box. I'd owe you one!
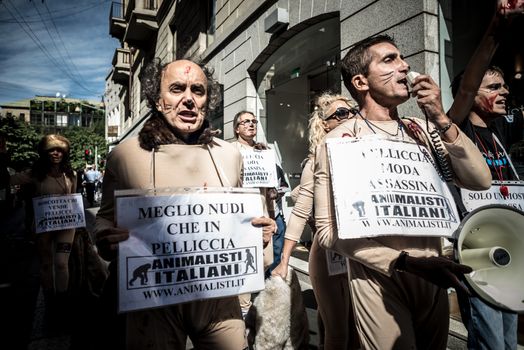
[406,71,456,139]
[399,253,473,295]
[406,71,448,124]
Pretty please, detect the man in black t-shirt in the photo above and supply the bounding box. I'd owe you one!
[458,90,523,182]
[450,66,521,350]
[453,67,522,181]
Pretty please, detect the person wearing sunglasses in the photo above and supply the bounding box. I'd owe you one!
[7,134,77,335]
[272,93,361,350]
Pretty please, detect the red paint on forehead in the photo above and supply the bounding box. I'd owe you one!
[184,65,191,74]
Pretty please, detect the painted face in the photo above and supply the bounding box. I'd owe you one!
[323,100,354,132]
[474,71,509,117]
[156,60,208,137]
[47,148,64,164]
[364,42,410,105]
[235,113,258,141]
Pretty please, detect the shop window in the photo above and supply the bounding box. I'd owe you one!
[256,16,341,190]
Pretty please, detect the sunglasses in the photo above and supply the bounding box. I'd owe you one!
[47,147,65,153]
[239,119,258,126]
[325,107,353,121]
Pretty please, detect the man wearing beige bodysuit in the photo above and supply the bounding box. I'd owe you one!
[94,58,276,350]
[313,35,491,349]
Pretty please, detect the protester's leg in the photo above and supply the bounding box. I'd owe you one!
[411,285,449,349]
[348,260,448,350]
[309,236,359,350]
[37,232,55,292]
[267,214,286,275]
[85,183,95,206]
[459,293,507,350]
[317,309,325,350]
[53,229,75,292]
[238,293,252,319]
[95,262,127,350]
[190,297,246,350]
[126,307,187,350]
[503,310,518,350]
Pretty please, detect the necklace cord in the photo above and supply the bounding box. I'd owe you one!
[356,110,403,137]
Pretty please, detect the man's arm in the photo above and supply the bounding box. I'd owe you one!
[448,6,516,124]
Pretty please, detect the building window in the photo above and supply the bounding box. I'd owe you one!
[6,112,12,118]
[43,100,54,112]
[56,114,68,127]
[171,0,216,59]
[208,84,224,136]
[44,113,55,126]
[30,112,42,125]
[69,114,81,126]
[82,114,92,127]
[19,113,25,121]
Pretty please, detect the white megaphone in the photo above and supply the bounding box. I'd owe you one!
[454,204,524,313]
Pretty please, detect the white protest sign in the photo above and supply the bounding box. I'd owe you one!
[461,181,524,213]
[325,250,348,276]
[327,136,460,239]
[116,188,265,313]
[33,193,85,233]
[240,149,278,188]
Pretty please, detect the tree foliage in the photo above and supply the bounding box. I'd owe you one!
[0,116,39,170]
[62,127,108,171]
[0,116,107,171]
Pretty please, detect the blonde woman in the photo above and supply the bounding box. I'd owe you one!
[10,134,77,326]
[272,93,360,350]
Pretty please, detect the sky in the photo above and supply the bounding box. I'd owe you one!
[0,0,119,104]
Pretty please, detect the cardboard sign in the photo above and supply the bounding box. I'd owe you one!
[240,149,278,188]
[33,193,85,233]
[115,187,265,313]
[327,136,460,239]
[461,181,524,213]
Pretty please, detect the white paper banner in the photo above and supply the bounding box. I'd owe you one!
[116,188,265,313]
[33,194,86,233]
[325,250,348,276]
[461,181,524,213]
[327,136,460,239]
[240,149,278,188]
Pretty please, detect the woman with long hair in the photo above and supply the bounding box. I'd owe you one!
[11,134,77,316]
[272,93,360,349]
